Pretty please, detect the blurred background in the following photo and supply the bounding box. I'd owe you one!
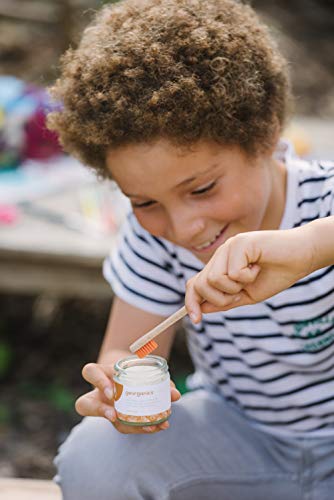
[0,0,333,481]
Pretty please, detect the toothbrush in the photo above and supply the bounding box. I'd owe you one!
[129,305,188,358]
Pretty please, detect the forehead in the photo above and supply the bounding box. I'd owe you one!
[107,139,249,188]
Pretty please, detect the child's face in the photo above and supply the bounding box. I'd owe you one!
[107,139,286,264]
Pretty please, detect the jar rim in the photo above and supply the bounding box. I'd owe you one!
[114,354,168,375]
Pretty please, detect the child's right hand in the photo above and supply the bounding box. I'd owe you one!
[186,225,315,322]
[75,362,180,434]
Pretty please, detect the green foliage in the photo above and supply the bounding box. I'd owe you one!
[48,384,76,413]
[19,381,46,399]
[19,380,76,414]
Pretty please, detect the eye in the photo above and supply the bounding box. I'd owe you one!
[191,180,217,195]
[131,200,156,209]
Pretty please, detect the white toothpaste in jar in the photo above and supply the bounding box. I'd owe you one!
[113,355,171,426]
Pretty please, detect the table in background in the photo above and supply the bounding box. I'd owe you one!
[0,174,123,299]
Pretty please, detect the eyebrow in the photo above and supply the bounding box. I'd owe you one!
[123,162,219,198]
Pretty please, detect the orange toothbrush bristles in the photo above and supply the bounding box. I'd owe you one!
[135,339,159,358]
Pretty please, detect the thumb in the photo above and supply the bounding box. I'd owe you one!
[185,282,204,324]
[213,289,253,311]
[200,300,237,314]
[230,264,261,284]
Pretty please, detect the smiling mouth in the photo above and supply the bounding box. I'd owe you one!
[191,225,228,252]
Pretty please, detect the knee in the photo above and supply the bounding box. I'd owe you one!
[54,417,129,500]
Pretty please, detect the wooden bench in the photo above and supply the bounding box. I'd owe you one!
[0,478,61,500]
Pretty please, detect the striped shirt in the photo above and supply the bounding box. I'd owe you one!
[104,151,334,437]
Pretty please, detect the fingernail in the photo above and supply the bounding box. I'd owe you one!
[233,295,241,302]
[143,426,154,432]
[105,409,116,421]
[189,311,197,322]
[104,387,114,400]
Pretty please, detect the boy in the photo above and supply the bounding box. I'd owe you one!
[49,0,334,498]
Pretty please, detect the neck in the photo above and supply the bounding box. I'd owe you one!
[261,158,287,231]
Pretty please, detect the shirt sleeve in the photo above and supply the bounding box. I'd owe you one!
[103,213,185,316]
[320,161,334,216]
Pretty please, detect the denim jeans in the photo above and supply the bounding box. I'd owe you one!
[54,389,334,500]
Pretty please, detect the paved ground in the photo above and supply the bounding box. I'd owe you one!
[0,478,61,500]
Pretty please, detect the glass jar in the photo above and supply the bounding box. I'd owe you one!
[113,355,171,426]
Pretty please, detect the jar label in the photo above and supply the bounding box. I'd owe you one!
[114,376,171,416]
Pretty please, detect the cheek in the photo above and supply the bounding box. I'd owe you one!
[217,186,268,226]
[239,185,270,227]
[211,191,249,219]
[134,210,166,237]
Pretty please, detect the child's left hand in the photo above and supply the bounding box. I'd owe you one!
[185,226,315,323]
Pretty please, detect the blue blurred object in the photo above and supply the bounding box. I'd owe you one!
[0,76,62,170]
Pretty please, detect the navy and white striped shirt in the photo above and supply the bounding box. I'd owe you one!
[104,153,334,437]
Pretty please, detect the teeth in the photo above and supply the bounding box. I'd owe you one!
[195,229,223,250]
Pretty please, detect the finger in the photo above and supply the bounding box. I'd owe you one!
[227,238,261,283]
[142,422,169,433]
[170,380,181,400]
[113,420,165,434]
[206,270,243,295]
[75,389,117,421]
[158,420,170,430]
[209,289,253,312]
[185,279,204,323]
[81,363,114,401]
[141,426,158,433]
[142,419,171,433]
[190,284,234,309]
[231,264,261,284]
[199,302,227,314]
[142,425,164,433]
[171,387,181,401]
[200,294,243,314]
[112,419,147,434]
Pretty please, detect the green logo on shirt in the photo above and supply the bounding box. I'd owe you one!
[293,314,334,352]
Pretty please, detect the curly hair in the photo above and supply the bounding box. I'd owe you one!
[48,0,292,177]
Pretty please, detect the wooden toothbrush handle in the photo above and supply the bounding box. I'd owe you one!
[129,305,187,353]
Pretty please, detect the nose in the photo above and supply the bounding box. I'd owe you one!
[166,206,205,245]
